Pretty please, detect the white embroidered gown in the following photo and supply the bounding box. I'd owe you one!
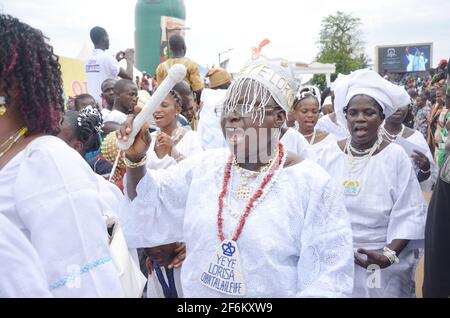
[0,136,124,297]
[120,147,355,297]
[0,213,52,297]
[318,142,427,297]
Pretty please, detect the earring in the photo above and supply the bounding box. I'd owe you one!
[0,96,7,116]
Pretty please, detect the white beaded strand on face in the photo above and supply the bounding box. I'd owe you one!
[223,78,273,127]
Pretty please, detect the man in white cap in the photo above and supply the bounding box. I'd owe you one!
[318,69,427,298]
[117,56,354,297]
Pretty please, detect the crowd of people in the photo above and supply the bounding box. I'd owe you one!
[1,13,450,298]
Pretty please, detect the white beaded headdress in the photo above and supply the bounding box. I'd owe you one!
[223,56,297,126]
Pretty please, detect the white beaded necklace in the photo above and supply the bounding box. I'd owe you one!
[302,129,316,145]
[345,131,383,178]
[381,124,405,142]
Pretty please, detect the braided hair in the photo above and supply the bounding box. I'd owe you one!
[0,14,64,135]
[64,107,103,154]
[168,89,183,108]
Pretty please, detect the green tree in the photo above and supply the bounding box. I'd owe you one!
[312,11,370,91]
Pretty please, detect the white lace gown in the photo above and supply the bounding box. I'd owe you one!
[406,130,438,192]
[0,213,52,297]
[316,114,349,141]
[120,148,354,297]
[318,142,427,297]
[0,136,124,297]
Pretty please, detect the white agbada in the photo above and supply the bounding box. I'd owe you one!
[316,114,349,140]
[406,130,438,192]
[0,136,124,297]
[146,130,203,170]
[120,148,354,297]
[318,142,427,297]
[280,128,318,162]
[197,88,228,150]
[0,214,52,297]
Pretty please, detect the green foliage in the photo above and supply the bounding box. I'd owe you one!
[313,11,371,90]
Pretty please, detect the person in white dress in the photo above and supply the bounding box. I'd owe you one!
[117,57,354,298]
[293,86,336,158]
[0,14,123,297]
[318,69,427,298]
[146,90,203,169]
[381,105,437,192]
[57,107,131,218]
[141,89,202,298]
[0,213,52,297]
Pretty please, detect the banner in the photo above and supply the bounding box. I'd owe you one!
[59,56,87,97]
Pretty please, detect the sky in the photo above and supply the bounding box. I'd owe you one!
[1,0,449,73]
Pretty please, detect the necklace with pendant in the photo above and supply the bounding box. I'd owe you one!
[233,156,273,201]
[199,143,286,296]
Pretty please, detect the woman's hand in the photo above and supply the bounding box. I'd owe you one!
[354,248,391,269]
[154,132,174,159]
[411,150,430,172]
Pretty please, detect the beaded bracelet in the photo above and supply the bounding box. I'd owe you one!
[124,155,147,169]
[383,246,400,265]
[419,168,431,174]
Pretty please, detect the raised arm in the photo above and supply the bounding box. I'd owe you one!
[117,113,151,200]
[118,49,135,80]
